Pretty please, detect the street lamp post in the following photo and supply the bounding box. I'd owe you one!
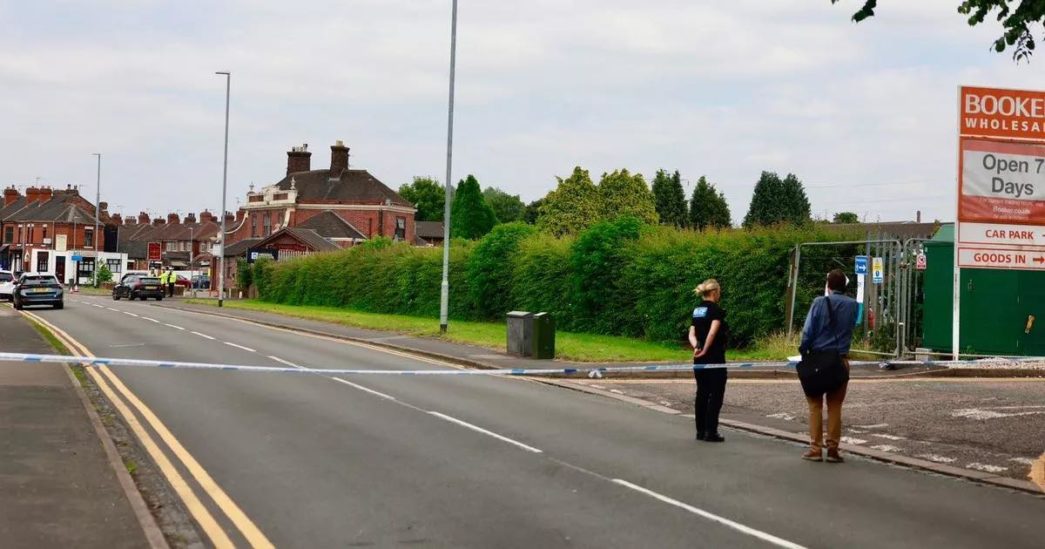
[439,0,458,334]
[215,71,231,307]
[91,153,101,287]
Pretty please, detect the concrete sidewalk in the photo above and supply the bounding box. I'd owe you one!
[0,307,158,548]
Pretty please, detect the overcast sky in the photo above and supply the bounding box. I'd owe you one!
[1,1,1042,224]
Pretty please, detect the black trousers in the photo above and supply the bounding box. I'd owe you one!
[694,368,728,436]
[167,283,174,297]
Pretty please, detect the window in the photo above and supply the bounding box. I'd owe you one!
[17,226,23,243]
[166,241,177,252]
[42,226,48,241]
[3,226,12,243]
[78,257,95,278]
[263,213,272,236]
[84,228,95,249]
[27,226,33,243]
[251,214,258,237]
[107,258,122,273]
[394,217,406,241]
[37,252,49,273]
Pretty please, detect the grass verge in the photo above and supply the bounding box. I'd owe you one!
[184,299,796,363]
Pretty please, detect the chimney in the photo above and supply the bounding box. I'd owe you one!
[916,210,922,223]
[3,187,19,206]
[224,212,235,225]
[330,140,349,174]
[153,218,166,226]
[25,186,42,203]
[184,212,197,224]
[167,212,180,225]
[235,209,245,223]
[39,187,53,202]
[287,144,311,175]
[200,210,216,224]
[138,211,150,225]
[111,213,123,225]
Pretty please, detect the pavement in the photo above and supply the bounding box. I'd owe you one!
[8,294,1040,548]
[0,305,158,548]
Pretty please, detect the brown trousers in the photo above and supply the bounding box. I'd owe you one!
[805,360,849,452]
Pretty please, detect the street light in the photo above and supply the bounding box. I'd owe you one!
[91,153,101,287]
[215,71,231,307]
[439,0,458,334]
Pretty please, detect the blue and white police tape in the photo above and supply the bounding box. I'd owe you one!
[0,352,1041,377]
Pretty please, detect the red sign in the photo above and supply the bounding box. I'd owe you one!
[147,242,162,262]
[961,86,1045,142]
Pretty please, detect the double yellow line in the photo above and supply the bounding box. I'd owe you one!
[21,310,274,549]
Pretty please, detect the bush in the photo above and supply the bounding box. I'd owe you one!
[253,222,860,350]
[96,264,113,286]
[236,259,253,289]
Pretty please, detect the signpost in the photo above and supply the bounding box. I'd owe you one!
[872,257,884,284]
[854,256,868,326]
[955,85,1045,358]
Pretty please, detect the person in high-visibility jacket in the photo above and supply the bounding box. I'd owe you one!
[165,268,176,297]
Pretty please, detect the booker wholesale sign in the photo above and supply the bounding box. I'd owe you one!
[958,86,1045,271]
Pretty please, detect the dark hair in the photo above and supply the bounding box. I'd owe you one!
[827,269,846,292]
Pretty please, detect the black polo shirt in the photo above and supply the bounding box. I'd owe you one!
[692,300,728,364]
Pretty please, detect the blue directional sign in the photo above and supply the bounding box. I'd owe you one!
[71,255,83,262]
[854,255,868,275]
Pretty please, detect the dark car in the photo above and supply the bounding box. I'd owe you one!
[12,273,64,310]
[113,275,164,301]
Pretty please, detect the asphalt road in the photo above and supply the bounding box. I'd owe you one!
[22,296,1045,548]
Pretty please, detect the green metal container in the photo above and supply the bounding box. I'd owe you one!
[923,225,1045,355]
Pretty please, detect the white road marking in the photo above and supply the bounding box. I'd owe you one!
[609,389,625,395]
[871,444,902,453]
[917,454,957,464]
[142,317,160,323]
[611,479,806,549]
[840,437,867,445]
[766,412,795,421]
[871,433,906,441]
[854,423,889,429]
[107,307,120,312]
[952,408,1045,420]
[966,462,1008,473]
[191,331,215,340]
[1011,457,1036,466]
[267,355,299,368]
[123,312,139,318]
[332,377,397,401]
[223,342,255,353]
[92,303,104,308]
[427,411,543,454]
[164,323,184,330]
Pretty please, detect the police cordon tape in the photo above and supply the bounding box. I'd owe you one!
[0,352,1043,378]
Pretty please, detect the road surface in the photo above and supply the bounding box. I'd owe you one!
[21,296,1045,548]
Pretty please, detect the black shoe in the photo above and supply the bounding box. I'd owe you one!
[696,432,706,441]
[704,433,725,443]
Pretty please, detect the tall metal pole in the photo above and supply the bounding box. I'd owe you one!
[216,71,231,307]
[92,153,101,287]
[438,0,458,334]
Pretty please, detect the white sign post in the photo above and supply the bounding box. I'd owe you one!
[955,86,1045,358]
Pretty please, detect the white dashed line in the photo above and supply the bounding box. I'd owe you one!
[966,462,1008,473]
[123,312,139,318]
[332,377,398,401]
[142,317,160,323]
[871,444,902,453]
[92,303,104,308]
[871,433,906,441]
[611,480,805,549]
[917,454,957,464]
[191,331,215,340]
[766,412,796,421]
[223,342,256,352]
[427,411,543,454]
[267,355,299,368]
[107,307,119,312]
[1010,457,1036,466]
[854,423,889,429]
[840,437,867,445]
[164,323,184,330]
[609,389,625,395]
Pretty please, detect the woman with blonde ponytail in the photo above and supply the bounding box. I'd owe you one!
[688,278,729,442]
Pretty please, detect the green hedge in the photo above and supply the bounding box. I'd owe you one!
[251,222,859,347]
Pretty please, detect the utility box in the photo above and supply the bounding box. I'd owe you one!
[506,311,534,357]
[531,312,556,359]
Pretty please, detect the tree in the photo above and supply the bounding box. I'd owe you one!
[398,177,445,222]
[96,264,113,286]
[689,176,732,230]
[833,0,1045,61]
[651,169,688,228]
[832,211,860,224]
[537,167,601,236]
[743,171,811,227]
[450,175,498,239]
[523,198,545,224]
[597,169,659,225]
[483,187,526,224]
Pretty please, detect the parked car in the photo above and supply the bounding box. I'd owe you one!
[113,275,164,301]
[175,274,191,288]
[12,273,64,310]
[0,270,14,301]
[191,275,211,290]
